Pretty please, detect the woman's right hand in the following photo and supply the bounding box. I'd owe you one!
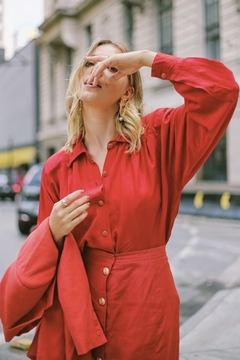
[49,190,90,248]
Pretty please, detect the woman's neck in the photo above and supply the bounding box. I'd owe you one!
[83,107,118,151]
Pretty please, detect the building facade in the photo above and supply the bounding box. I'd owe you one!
[0,41,40,179]
[37,0,240,187]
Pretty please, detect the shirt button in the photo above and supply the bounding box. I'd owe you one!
[102,267,110,276]
[102,170,108,177]
[161,72,167,79]
[96,330,102,336]
[108,143,114,149]
[98,200,104,206]
[98,298,106,306]
[93,320,98,326]
[102,230,108,237]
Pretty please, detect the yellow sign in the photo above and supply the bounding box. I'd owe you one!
[193,191,204,209]
[0,146,36,168]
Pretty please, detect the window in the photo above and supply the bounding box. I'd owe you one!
[123,3,134,48]
[202,134,227,181]
[204,0,220,59]
[85,25,92,48]
[47,147,55,158]
[202,0,226,181]
[157,0,173,54]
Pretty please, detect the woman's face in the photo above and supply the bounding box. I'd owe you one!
[80,44,130,111]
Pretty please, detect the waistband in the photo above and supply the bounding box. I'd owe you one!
[83,245,166,263]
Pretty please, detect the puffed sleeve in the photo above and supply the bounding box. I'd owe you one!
[0,219,59,340]
[0,159,62,340]
[149,53,239,190]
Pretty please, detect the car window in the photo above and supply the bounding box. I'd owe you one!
[23,164,43,186]
[29,168,42,186]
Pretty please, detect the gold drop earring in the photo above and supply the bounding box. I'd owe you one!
[118,98,127,122]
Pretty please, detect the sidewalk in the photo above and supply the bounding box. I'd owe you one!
[179,183,240,360]
[180,288,240,359]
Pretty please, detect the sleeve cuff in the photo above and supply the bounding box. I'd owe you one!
[151,53,182,80]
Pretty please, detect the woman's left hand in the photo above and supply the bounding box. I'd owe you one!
[85,50,156,85]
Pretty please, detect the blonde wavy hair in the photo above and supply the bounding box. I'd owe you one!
[64,39,145,153]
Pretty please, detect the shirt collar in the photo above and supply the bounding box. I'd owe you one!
[68,134,129,167]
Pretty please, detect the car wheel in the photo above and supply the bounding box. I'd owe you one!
[18,220,30,235]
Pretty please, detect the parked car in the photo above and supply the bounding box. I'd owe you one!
[0,174,21,201]
[16,163,43,235]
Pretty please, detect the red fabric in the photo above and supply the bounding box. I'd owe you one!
[0,53,239,360]
[0,220,106,359]
[82,246,180,360]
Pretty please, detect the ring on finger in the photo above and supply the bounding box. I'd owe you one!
[61,198,69,207]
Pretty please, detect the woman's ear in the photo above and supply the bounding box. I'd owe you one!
[122,86,134,100]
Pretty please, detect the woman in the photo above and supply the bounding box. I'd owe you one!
[0,39,239,360]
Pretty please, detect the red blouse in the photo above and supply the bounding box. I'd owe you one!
[38,53,239,252]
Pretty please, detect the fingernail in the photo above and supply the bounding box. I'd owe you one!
[79,189,84,193]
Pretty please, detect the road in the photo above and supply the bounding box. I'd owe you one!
[0,200,240,359]
[167,214,240,323]
[0,200,26,280]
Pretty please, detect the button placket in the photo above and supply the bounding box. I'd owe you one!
[94,257,115,332]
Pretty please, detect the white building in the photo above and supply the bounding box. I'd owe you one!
[37,0,240,189]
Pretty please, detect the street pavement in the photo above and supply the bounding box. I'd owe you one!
[0,213,240,359]
[180,288,240,359]
[168,215,240,360]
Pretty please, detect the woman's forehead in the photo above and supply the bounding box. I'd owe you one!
[91,44,122,56]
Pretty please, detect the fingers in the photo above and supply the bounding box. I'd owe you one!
[85,55,120,85]
[59,191,90,222]
[49,190,90,243]
[61,189,85,206]
[67,196,90,220]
